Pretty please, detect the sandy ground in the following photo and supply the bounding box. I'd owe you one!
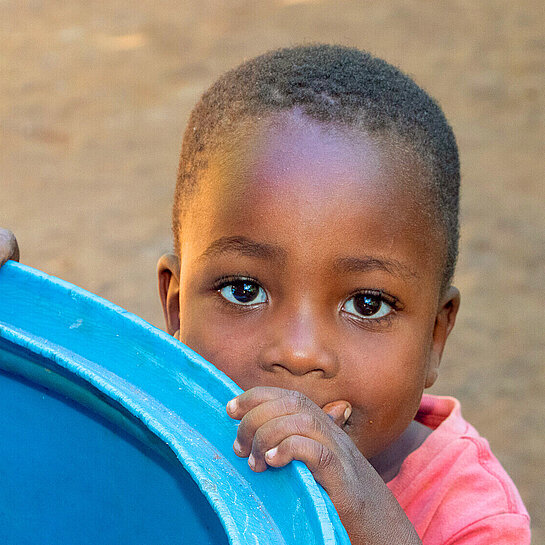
[1,0,543,539]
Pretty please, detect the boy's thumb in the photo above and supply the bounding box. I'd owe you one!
[322,400,352,428]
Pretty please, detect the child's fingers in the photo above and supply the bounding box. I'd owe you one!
[233,394,319,457]
[227,386,310,420]
[322,400,352,428]
[244,412,338,472]
[264,435,341,487]
[227,386,352,427]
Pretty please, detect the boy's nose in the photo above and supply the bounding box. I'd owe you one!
[258,310,339,378]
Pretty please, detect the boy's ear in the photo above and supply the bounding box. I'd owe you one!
[157,253,181,339]
[426,286,461,388]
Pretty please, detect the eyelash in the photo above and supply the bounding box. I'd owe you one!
[340,289,400,327]
[213,276,401,324]
[213,275,267,310]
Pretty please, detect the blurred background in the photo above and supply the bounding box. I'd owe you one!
[1,0,543,539]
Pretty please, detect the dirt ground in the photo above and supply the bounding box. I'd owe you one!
[1,0,543,539]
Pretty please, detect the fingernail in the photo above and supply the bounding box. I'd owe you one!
[233,439,242,453]
[248,453,255,469]
[226,398,238,414]
[265,447,278,460]
[343,406,352,422]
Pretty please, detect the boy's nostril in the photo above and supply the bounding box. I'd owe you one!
[259,334,339,378]
[270,363,327,377]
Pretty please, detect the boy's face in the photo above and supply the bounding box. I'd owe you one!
[159,110,459,460]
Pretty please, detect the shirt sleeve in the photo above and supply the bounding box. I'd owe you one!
[442,513,531,545]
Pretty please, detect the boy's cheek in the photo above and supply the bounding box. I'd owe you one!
[346,387,423,458]
[179,328,259,389]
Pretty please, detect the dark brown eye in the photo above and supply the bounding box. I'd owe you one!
[219,280,267,305]
[342,293,392,319]
[353,294,381,315]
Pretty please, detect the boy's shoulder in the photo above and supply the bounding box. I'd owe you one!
[388,394,530,544]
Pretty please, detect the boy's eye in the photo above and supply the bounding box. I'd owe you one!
[342,292,393,320]
[219,280,267,305]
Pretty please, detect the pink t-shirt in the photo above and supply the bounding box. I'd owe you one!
[387,394,530,544]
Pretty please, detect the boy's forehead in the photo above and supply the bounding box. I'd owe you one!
[198,110,430,213]
[181,111,444,283]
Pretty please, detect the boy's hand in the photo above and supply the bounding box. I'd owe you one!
[227,386,354,479]
[0,228,19,267]
[227,386,422,545]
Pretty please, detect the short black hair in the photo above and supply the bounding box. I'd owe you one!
[173,43,460,286]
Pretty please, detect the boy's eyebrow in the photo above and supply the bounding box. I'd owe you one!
[334,256,419,279]
[199,237,417,278]
[199,236,287,263]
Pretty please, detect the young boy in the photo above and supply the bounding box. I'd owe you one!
[1,45,530,544]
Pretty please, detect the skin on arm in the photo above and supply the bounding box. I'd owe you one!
[0,228,19,267]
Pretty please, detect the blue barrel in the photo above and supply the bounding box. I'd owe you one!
[0,262,349,544]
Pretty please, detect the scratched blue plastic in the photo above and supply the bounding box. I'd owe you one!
[0,261,350,545]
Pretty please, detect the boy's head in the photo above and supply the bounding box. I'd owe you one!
[173,43,460,288]
[158,44,461,462]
